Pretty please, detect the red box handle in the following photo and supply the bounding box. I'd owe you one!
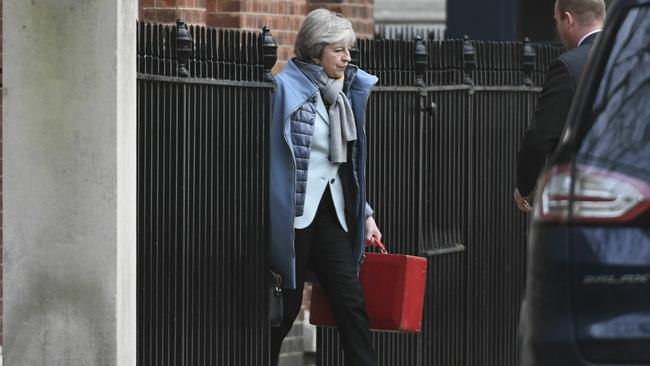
[365,238,388,254]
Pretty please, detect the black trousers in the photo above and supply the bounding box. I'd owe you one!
[271,188,376,366]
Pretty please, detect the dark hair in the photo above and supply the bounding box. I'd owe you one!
[557,0,606,25]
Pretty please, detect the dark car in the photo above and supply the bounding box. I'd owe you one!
[519,1,650,366]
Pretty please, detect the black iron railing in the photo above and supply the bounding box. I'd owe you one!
[375,24,446,41]
[137,20,563,366]
[136,20,275,366]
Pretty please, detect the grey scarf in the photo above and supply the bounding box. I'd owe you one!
[318,73,357,163]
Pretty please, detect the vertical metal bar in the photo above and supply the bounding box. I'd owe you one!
[137,22,562,366]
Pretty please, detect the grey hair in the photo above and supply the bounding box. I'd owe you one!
[294,9,356,60]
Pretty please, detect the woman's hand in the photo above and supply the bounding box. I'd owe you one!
[365,216,382,243]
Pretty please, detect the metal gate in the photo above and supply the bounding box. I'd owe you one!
[137,21,562,366]
[136,20,275,366]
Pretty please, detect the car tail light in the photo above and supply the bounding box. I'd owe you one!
[536,164,650,223]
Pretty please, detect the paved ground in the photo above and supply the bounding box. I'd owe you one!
[278,312,317,366]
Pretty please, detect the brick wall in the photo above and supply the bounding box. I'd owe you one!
[139,0,374,70]
[140,0,208,25]
[207,0,309,70]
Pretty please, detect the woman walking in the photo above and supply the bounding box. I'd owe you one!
[269,8,381,366]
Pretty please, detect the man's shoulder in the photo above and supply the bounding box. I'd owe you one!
[558,42,593,66]
[555,42,594,84]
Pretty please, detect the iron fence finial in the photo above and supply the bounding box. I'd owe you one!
[176,18,193,77]
[463,35,476,86]
[522,37,536,86]
[415,35,427,86]
[262,26,278,82]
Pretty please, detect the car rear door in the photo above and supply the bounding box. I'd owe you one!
[567,3,650,363]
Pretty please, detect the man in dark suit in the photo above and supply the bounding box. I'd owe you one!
[514,0,605,212]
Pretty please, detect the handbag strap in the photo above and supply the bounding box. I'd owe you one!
[270,270,283,294]
[365,238,388,254]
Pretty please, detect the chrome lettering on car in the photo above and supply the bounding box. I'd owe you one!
[582,273,650,285]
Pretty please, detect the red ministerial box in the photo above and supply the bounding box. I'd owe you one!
[309,252,427,332]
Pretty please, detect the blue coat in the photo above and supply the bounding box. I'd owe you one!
[270,59,378,289]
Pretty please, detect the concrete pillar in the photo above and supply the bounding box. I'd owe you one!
[3,0,137,365]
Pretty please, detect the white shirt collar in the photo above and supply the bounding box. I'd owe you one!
[578,29,602,47]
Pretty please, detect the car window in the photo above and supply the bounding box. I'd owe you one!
[577,7,650,182]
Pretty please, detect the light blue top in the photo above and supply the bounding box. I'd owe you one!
[293,93,348,232]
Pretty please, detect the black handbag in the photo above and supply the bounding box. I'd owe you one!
[269,270,283,327]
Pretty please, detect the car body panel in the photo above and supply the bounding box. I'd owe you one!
[520,1,650,365]
[571,227,650,363]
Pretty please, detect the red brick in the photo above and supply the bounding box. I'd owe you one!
[341,4,356,17]
[275,1,283,13]
[293,2,307,14]
[278,45,294,61]
[311,0,344,3]
[214,0,241,12]
[179,8,206,24]
[245,14,264,29]
[157,0,178,7]
[176,0,206,7]
[245,14,257,28]
[206,13,242,28]
[274,30,297,46]
[153,8,181,23]
[140,8,158,23]
[292,17,304,29]
[359,5,370,18]
[155,0,175,7]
